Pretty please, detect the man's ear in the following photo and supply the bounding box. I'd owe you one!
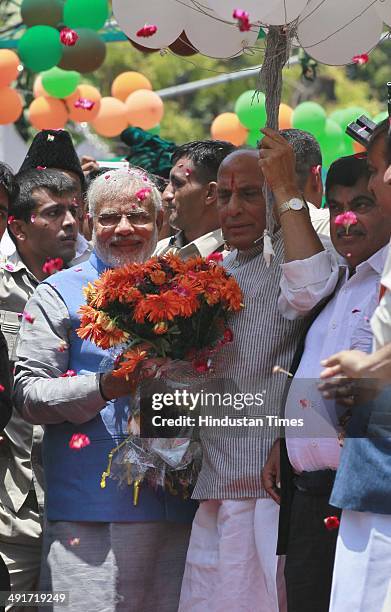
[205,181,217,207]
[8,218,27,243]
[156,208,163,232]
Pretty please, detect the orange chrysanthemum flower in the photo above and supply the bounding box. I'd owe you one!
[133,291,182,323]
[150,269,166,285]
[112,346,150,379]
[221,277,244,311]
[161,253,186,274]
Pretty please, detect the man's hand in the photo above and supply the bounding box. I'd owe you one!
[80,155,99,175]
[261,438,281,505]
[320,350,369,380]
[100,357,169,401]
[259,128,300,199]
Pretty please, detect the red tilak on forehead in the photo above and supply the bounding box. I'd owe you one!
[230,173,236,190]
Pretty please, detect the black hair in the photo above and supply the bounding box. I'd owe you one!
[0,162,19,205]
[11,169,78,222]
[148,173,168,193]
[171,140,236,183]
[368,118,390,163]
[279,129,322,191]
[325,155,370,201]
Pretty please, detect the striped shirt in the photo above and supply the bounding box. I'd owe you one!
[192,231,307,500]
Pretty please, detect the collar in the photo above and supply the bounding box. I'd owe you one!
[342,244,389,280]
[171,228,225,257]
[233,228,282,264]
[0,249,39,282]
[88,251,112,275]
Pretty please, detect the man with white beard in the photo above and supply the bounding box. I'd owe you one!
[13,169,198,612]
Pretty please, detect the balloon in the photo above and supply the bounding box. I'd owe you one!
[58,28,106,73]
[183,4,258,59]
[0,50,20,87]
[18,26,62,72]
[42,67,80,99]
[329,109,349,128]
[29,96,68,130]
[113,0,184,49]
[91,97,128,137]
[246,129,261,148]
[21,0,63,27]
[339,137,354,157]
[235,90,267,131]
[353,141,367,155]
[66,84,101,122]
[373,111,388,124]
[0,88,23,125]
[125,90,164,130]
[334,106,368,132]
[111,72,152,102]
[297,0,383,66]
[292,101,326,138]
[209,0,308,26]
[211,113,248,146]
[148,124,161,136]
[33,75,49,98]
[63,0,108,31]
[279,103,293,130]
[375,0,391,26]
[318,120,344,167]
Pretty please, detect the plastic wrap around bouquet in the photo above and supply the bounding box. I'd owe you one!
[77,252,243,503]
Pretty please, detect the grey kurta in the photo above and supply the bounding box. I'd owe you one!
[192,233,307,500]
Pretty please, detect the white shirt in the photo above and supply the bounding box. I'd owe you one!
[371,240,391,351]
[284,245,388,473]
[154,228,225,260]
[308,201,330,238]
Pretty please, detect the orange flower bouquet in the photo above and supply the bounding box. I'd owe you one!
[77,253,243,500]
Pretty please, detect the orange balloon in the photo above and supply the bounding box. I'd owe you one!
[211,113,248,146]
[125,89,164,130]
[91,97,128,137]
[0,50,20,88]
[279,103,293,130]
[0,87,23,124]
[353,141,367,155]
[66,84,101,122]
[33,75,50,98]
[111,72,152,102]
[29,97,68,130]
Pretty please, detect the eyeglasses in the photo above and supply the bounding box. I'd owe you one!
[97,212,152,227]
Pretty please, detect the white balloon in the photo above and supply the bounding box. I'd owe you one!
[184,2,259,58]
[112,0,185,49]
[297,0,383,65]
[375,0,391,26]
[208,0,308,25]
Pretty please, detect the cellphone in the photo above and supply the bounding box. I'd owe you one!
[96,160,129,169]
[345,115,376,147]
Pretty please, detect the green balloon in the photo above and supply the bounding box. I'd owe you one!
[332,106,368,131]
[64,0,108,31]
[18,25,62,72]
[292,101,326,138]
[373,111,388,124]
[148,124,160,136]
[318,120,343,167]
[42,67,80,98]
[246,129,261,148]
[235,90,267,131]
[21,0,64,27]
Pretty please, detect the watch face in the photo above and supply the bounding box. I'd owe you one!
[290,198,304,211]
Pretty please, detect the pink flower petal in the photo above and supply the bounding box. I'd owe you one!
[69,433,90,450]
[60,28,79,46]
[74,98,95,111]
[60,369,77,377]
[42,257,64,276]
[0,384,5,392]
[136,24,158,38]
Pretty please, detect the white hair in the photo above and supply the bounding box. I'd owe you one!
[87,167,162,217]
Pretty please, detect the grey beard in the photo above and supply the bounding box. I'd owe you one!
[92,228,158,268]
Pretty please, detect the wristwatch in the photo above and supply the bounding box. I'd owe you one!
[278,197,308,216]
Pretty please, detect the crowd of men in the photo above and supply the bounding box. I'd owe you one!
[0,121,389,612]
